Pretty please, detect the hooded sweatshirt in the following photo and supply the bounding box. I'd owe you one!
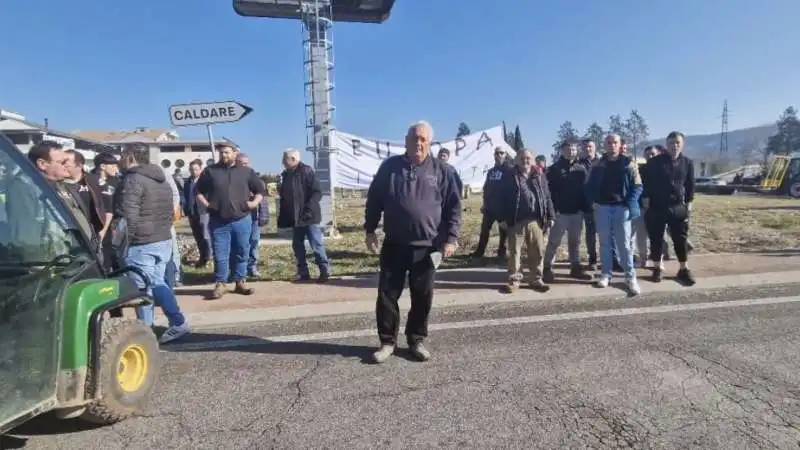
[113,163,174,245]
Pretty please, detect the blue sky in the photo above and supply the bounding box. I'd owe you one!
[3,0,799,172]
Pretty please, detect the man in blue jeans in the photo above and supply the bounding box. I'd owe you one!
[234,153,270,278]
[114,142,189,344]
[277,149,331,282]
[195,144,267,299]
[584,133,643,295]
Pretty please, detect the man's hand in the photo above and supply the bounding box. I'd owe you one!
[365,233,379,253]
[246,200,259,210]
[443,242,457,258]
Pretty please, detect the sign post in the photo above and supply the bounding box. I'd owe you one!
[168,100,253,162]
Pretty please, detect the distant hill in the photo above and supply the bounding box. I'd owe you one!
[645,124,777,162]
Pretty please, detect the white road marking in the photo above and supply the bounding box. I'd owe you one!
[163,295,800,352]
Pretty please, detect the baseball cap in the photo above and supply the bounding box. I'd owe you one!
[94,153,119,166]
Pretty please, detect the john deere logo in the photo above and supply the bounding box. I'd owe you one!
[99,287,113,295]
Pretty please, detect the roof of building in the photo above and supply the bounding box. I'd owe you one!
[71,128,178,143]
[0,114,117,151]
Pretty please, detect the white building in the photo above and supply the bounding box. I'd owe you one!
[0,109,115,169]
[73,128,234,176]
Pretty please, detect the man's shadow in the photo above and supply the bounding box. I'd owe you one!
[163,332,422,364]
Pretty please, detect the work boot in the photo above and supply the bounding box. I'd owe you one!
[234,280,254,295]
[529,279,550,293]
[542,267,555,283]
[676,268,696,286]
[652,267,663,283]
[409,343,431,362]
[295,273,312,282]
[317,271,330,284]
[570,265,592,280]
[501,281,520,294]
[210,283,227,300]
[372,345,395,364]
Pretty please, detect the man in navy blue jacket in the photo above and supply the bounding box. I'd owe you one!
[364,120,462,364]
[584,133,643,295]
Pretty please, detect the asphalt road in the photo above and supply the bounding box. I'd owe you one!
[7,282,800,450]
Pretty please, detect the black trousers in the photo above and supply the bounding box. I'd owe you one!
[645,207,690,263]
[583,212,598,264]
[474,213,507,256]
[376,242,435,346]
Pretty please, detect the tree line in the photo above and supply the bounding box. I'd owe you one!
[552,110,650,162]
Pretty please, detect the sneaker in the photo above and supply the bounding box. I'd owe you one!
[626,278,641,296]
[529,279,551,293]
[652,268,663,283]
[409,343,431,361]
[295,274,312,282]
[159,322,190,344]
[595,276,610,288]
[247,268,260,278]
[676,268,696,286]
[210,283,227,300]
[234,280,255,295]
[372,345,395,364]
[542,267,555,283]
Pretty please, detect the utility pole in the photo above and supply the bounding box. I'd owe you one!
[719,100,729,154]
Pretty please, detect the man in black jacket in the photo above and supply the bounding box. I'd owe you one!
[196,143,266,299]
[543,138,592,281]
[364,120,461,363]
[277,148,330,282]
[472,146,510,259]
[63,149,110,238]
[499,149,555,294]
[642,131,696,286]
[115,142,189,343]
[579,138,601,269]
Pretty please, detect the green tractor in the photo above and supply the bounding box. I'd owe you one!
[0,134,160,435]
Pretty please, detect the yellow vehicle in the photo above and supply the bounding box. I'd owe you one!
[759,154,800,198]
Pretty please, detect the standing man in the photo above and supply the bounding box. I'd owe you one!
[364,121,461,363]
[499,149,554,293]
[183,159,211,268]
[633,145,669,269]
[643,131,696,285]
[63,149,109,238]
[542,138,591,281]
[92,152,121,271]
[236,152,269,278]
[584,134,643,295]
[195,143,266,299]
[436,148,464,198]
[472,146,510,259]
[580,138,600,270]
[277,149,331,283]
[114,143,189,343]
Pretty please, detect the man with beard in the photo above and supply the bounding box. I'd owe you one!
[63,149,109,238]
[472,146,511,259]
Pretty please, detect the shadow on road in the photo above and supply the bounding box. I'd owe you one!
[5,412,105,441]
[162,332,406,364]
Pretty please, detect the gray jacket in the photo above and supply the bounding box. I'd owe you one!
[113,163,174,245]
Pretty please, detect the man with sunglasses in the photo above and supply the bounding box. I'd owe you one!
[473,146,511,259]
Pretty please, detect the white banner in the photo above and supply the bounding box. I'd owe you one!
[331,125,514,190]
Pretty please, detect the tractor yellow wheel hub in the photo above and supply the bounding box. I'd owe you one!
[117,344,148,393]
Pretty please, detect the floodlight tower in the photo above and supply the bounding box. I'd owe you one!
[233,0,395,235]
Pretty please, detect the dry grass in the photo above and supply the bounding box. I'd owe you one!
[180,194,800,283]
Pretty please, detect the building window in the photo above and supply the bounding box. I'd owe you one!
[191,145,212,153]
[175,159,185,169]
[159,146,184,153]
[161,159,171,168]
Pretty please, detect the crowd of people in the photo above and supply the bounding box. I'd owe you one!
[473,132,697,295]
[13,121,697,360]
[360,122,697,363]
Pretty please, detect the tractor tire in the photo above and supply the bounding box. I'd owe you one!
[789,182,800,199]
[81,318,160,425]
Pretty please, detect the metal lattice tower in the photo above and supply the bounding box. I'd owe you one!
[301,0,336,231]
[720,100,729,154]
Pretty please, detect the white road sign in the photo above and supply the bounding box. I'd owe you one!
[168,101,253,127]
